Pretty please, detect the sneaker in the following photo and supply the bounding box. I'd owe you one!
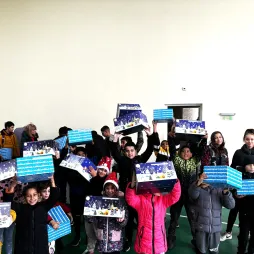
[123,241,130,252]
[176,223,180,228]
[220,232,232,242]
[71,236,81,247]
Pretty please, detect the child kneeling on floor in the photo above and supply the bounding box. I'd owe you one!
[188,173,235,254]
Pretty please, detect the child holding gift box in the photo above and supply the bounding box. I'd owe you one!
[237,156,254,254]
[4,175,59,254]
[154,140,171,162]
[188,173,235,254]
[125,171,181,254]
[92,172,128,254]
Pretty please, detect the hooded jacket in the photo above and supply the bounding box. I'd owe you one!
[125,181,181,254]
[0,129,20,158]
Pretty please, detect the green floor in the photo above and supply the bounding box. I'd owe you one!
[61,208,239,254]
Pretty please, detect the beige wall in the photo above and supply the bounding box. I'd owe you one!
[1,0,254,161]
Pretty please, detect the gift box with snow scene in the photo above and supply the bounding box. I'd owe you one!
[203,166,242,189]
[153,109,174,123]
[47,206,71,242]
[116,103,142,118]
[23,140,58,157]
[16,155,54,183]
[237,179,254,195]
[0,202,12,228]
[0,159,16,181]
[135,161,177,194]
[0,148,12,161]
[84,196,126,218]
[114,111,149,135]
[60,154,96,182]
[67,129,93,146]
[175,119,206,135]
[54,136,67,151]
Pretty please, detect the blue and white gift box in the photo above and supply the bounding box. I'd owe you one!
[60,154,96,182]
[237,180,254,195]
[23,140,57,157]
[153,109,174,123]
[54,136,67,151]
[48,206,71,242]
[203,166,242,189]
[135,161,177,194]
[175,119,206,135]
[114,111,149,135]
[0,159,16,181]
[84,196,126,218]
[68,129,93,146]
[116,103,142,118]
[16,155,54,183]
[0,148,12,161]
[0,202,12,228]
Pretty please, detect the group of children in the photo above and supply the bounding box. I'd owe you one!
[0,120,253,254]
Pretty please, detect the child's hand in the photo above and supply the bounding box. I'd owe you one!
[197,173,207,186]
[117,217,125,222]
[113,133,122,143]
[49,175,56,187]
[50,220,60,230]
[89,166,97,177]
[67,212,73,225]
[10,176,18,189]
[202,131,208,139]
[235,194,245,199]
[144,126,152,136]
[70,146,76,152]
[152,120,158,133]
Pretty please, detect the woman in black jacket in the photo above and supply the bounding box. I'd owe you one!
[221,129,254,242]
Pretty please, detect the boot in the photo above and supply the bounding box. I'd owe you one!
[167,235,176,250]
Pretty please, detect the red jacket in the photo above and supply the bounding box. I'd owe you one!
[125,181,181,254]
[47,202,71,222]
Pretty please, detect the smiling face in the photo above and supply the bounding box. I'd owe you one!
[25,188,39,206]
[125,146,136,159]
[98,168,108,177]
[161,141,168,151]
[180,147,192,160]
[214,133,223,145]
[244,134,254,149]
[104,183,117,198]
[40,187,50,200]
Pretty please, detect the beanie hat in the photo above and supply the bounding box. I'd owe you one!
[103,172,119,190]
[97,157,111,175]
[243,156,254,168]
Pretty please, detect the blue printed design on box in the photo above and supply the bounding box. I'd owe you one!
[0,160,16,181]
[23,140,57,157]
[54,136,67,151]
[135,161,177,194]
[203,166,242,189]
[116,103,142,117]
[60,154,96,182]
[0,148,12,161]
[114,111,149,135]
[175,119,206,135]
[237,180,254,195]
[68,129,92,146]
[16,155,54,183]
[0,203,12,228]
[153,109,174,123]
[48,206,71,242]
[84,196,126,218]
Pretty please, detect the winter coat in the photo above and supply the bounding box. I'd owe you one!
[111,133,156,192]
[93,193,128,253]
[231,144,254,170]
[88,175,107,196]
[5,187,59,254]
[0,129,20,158]
[125,181,181,254]
[188,182,235,233]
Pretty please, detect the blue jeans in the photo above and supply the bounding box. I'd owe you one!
[0,223,15,254]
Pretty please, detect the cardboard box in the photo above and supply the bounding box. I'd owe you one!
[116,103,142,118]
[153,109,174,123]
[23,140,57,157]
[16,155,54,183]
[48,206,71,242]
[135,161,177,194]
[175,119,206,135]
[68,129,93,146]
[0,159,16,181]
[237,180,254,195]
[0,202,12,228]
[114,111,149,135]
[0,148,12,161]
[203,166,242,189]
[84,196,126,218]
[60,154,96,182]
[54,136,67,151]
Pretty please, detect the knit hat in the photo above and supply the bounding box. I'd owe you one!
[244,156,254,167]
[103,172,119,190]
[97,157,111,175]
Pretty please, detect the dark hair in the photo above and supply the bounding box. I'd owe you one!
[58,126,71,136]
[104,182,117,191]
[5,121,14,129]
[75,146,87,155]
[243,129,254,140]
[22,184,39,197]
[124,141,136,150]
[101,126,110,132]
[210,131,225,151]
[160,140,168,145]
[38,181,51,192]
[179,145,192,154]
[121,136,132,143]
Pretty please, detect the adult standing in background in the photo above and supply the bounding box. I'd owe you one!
[221,129,254,242]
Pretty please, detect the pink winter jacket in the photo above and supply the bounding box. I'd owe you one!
[125,181,181,254]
